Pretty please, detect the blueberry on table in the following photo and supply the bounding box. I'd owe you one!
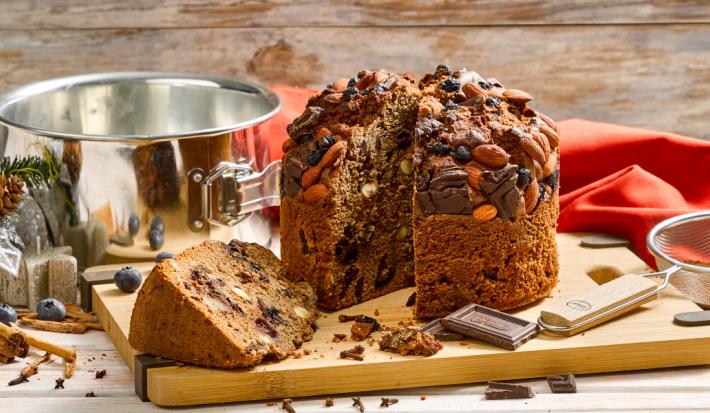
[36,298,66,322]
[114,267,142,293]
[149,230,164,250]
[150,216,165,233]
[155,252,175,263]
[0,303,17,326]
[128,213,140,236]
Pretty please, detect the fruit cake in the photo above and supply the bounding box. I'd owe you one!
[281,65,559,317]
[129,239,318,369]
[412,66,559,317]
[280,70,422,310]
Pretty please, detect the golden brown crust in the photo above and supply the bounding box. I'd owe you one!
[129,240,318,369]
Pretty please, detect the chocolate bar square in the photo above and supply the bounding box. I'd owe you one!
[441,303,539,350]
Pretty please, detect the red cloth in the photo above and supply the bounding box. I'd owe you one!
[266,85,710,267]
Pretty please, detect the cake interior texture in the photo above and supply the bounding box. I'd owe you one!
[129,240,318,369]
[280,66,560,317]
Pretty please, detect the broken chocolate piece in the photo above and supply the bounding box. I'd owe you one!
[406,292,417,307]
[485,382,535,400]
[419,318,465,341]
[547,373,577,393]
[380,397,399,407]
[441,303,539,350]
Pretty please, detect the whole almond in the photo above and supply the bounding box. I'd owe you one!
[534,132,551,159]
[538,113,558,132]
[472,203,497,222]
[464,164,483,189]
[324,93,343,104]
[524,177,539,214]
[503,89,533,104]
[533,159,543,181]
[473,144,509,168]
[318,141,344,169]
[462,82,487,100]
[332,78,349,93]
[315,127,332,140]
[303,183,328,203]
[356,74,373,90]
[373,71,388,84]
[301,166,322,189]
[539,123,560,149]
[521,135,546,164]
[543,151,558,178]
[281,139,296,153]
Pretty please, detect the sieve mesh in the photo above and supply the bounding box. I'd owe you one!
[649,212,710,309]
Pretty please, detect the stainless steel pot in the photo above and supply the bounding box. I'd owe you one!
[0,72,282,267]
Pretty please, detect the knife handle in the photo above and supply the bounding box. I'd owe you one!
[540,274,660,336]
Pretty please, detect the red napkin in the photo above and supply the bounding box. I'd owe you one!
[264,85,710,267]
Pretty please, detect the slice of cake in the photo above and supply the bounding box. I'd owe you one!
[412,66,559,317]
[280,70,422,310]
[128,240,318,369]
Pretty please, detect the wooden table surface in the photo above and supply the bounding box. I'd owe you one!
[2,230,710,412]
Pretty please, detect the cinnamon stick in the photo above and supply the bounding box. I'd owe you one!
[0,322,30,362]
[20,352,51,378]
[1,322,76,378]
[19,318,88,334]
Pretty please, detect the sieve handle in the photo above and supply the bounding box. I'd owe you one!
[539,274,662,336]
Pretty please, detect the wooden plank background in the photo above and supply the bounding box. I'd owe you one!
[1,1,709,139]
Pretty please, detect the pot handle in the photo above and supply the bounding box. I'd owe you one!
[187,160,281,231]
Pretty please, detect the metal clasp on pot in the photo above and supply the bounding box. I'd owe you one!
[188,160,281,231]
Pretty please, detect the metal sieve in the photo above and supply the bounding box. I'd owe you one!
[648,211,710,309]
[539,211,710,335]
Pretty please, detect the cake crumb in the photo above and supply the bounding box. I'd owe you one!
[332,333,347,343]
[325,397,334,407]
[379,327,442,357]
[420,395,427,400]
[351,322,373,341]
[374,309,380,316]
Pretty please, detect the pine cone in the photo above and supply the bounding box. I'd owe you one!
[0,174,25,217]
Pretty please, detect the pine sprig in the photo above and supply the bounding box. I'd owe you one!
[0,155,57,188]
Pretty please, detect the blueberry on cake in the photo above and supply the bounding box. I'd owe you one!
[280,70,422,310]
[281,65,559,317]
[129,240,318,368]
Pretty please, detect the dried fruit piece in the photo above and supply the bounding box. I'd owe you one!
[503,89,533,104]
[524,177,539,214]
[318,141,344,169]
[301,166,322,189]
[540,123,560,149]
[464,165,483,189]
[472,203,497,222]
[543,152,558,178]
[473,145,510,168]
[303,184,328,203]
[521,135,546,164]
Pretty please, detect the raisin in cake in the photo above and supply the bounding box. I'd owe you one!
[280,70,422,309]
[129,240,318,369]
[412,65,559,317]
[281,65,559,317]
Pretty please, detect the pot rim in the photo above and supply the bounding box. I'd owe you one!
[0,71,282,142]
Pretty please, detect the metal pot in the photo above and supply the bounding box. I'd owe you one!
[0,72,282,268]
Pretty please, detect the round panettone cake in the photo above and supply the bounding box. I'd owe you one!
[280,65,560,318]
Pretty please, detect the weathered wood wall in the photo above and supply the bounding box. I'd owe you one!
[1,1,709,138]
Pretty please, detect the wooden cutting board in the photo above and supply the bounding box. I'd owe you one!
[88,233,710,407]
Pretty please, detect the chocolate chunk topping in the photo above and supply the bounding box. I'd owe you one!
[287,106,323,143]
[282,154,307,197]
[416,165,473,215]
[480,165,522,220]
